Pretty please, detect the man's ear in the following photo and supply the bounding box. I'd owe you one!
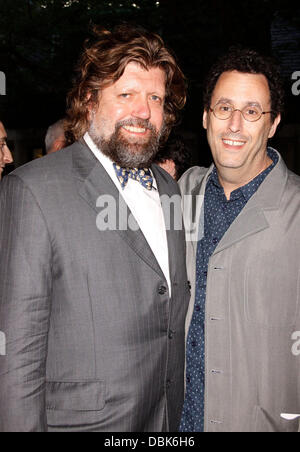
[53,139,65,152]
[268,114,281,139]
[203,109,208,130]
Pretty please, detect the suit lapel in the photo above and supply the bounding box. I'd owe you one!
[72,141,165,280]
[151,164,181,284]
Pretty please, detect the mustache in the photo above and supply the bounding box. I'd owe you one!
[116,118,157,133]
[220,133,248,141]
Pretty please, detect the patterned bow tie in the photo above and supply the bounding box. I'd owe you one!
[113,163,153,191]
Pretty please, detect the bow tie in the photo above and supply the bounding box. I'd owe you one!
[113,163,153,191]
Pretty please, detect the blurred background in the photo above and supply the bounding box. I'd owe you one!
[0,0,299,175]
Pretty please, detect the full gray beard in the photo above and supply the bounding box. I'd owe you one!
[89,118,166,169]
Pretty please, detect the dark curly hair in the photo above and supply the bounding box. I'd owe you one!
[65,24,187,143]
[203,46,284,123]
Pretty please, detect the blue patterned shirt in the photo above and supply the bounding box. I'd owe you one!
[180,148,278,432]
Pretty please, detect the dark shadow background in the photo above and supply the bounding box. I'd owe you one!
[0,0,299,175]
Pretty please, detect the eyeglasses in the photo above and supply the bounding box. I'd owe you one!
[210,102,273,122]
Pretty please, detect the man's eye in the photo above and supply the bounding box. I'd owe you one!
[120,93,130,98]
[246,108,259,116]
[219,105,231,112]
[216,104,232,113]
[151,95,161,102]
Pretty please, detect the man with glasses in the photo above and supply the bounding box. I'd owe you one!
[179,47,300,432]
[0,121,13,179]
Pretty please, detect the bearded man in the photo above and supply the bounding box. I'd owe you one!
[0,25,190,432]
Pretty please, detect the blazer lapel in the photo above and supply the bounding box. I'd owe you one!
[72,141,165,280]
[214,205,269,254]
[214,149,288,255]
[188,165,214,256]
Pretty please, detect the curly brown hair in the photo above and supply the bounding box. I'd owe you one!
[203,46,285,123]
[65,24,187,144]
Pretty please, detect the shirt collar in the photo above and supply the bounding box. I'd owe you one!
[208,147,278,202]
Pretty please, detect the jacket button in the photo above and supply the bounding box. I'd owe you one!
[166,379,172,389]
[168,330,175,339]
[210,419,223,425]
[158,285,167,295]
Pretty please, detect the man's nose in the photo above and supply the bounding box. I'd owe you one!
[3,145,13,164]
[228,109,244,133]
[131,96,151,120]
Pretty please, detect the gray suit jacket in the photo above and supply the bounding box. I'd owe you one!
[0,141,190,432]
[179,149,300,432]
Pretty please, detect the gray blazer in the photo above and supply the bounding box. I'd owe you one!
[179,149,300,432]
[0,141,190,432]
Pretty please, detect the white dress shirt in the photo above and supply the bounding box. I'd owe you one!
[84,132,171,295]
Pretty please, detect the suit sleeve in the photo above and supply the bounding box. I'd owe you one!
[0,175,52,432]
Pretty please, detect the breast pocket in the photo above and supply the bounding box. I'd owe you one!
[244,262,300,329]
